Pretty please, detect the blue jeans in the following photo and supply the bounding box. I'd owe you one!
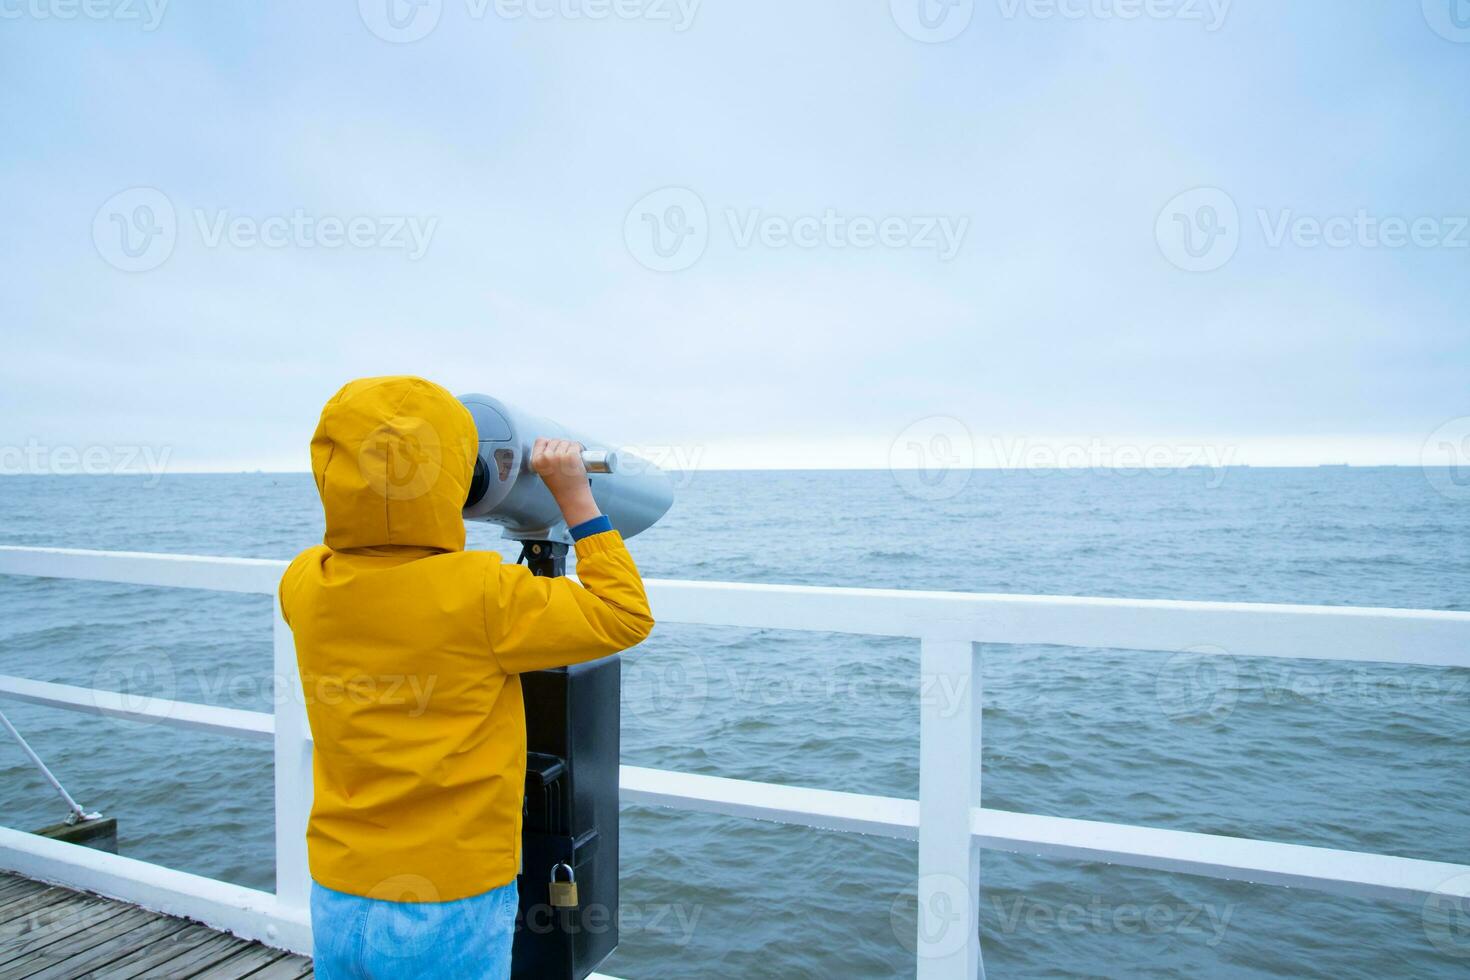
[310,880,518,979]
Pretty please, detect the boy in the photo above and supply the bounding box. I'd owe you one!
[279,376,653,979]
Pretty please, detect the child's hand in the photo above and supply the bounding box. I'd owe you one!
[530,437,601,527]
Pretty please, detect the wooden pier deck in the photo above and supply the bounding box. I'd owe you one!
[0,872,312,979]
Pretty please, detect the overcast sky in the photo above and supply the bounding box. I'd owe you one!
[2,1,1467,472]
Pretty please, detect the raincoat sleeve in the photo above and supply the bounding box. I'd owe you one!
[486,529,655,674]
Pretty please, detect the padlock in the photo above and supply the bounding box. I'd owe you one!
[549,863,579,909]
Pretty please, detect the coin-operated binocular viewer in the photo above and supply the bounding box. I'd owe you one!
[460,393,672,979]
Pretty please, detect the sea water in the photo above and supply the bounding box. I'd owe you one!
[0,468,1466,978]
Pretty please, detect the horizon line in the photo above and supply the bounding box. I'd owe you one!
[0,462,1451,477]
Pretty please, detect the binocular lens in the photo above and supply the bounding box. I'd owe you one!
[466,456,491,508]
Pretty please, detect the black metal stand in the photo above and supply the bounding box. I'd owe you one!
[512,540,620,980]
[519,540,569,578]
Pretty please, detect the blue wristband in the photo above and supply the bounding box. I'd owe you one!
[568,515,613,541]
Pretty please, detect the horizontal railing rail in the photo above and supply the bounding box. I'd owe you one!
[2,545,1468,979]
[4,546,1467,665]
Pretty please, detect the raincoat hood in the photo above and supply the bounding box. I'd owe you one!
[310,376,477,553]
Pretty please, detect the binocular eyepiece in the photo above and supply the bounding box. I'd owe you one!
[459,394,673,543]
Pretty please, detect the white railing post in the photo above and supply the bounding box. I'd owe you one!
[272,596,313,924]
[917,638,984,979]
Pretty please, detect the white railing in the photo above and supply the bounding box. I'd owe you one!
[2,544,1469,979]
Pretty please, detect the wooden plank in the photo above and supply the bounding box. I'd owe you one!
[22,909,193,980]
[0,827,313,956]
[0,882,48,913]
[92,922,225,980]
[0,875,45,902]
[0,893,114,958]
[233,953,315,980]
[0,892,108,946]
[0,905,154,979]
[0,884,78,920]
[189,943,292,978]
[0,879,323,980]
[136,931,258,977]
[0,873,314,979]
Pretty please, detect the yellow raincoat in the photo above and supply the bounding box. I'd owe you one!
[279,376,653,901]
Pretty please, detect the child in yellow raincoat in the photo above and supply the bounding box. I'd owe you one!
[279,376,653,979]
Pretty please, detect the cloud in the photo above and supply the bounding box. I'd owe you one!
[3,1,1466,469]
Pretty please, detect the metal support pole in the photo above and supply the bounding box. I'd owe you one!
[0,707,99,824]
[519,539,569,578]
